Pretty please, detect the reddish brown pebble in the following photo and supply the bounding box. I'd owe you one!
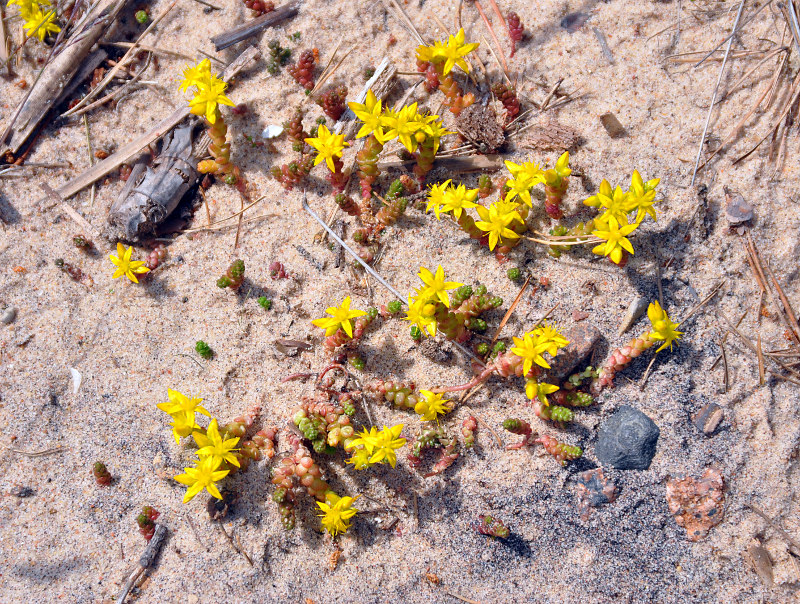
[94,150,109,160]
[666,468,725,541]
[572,310,589,322]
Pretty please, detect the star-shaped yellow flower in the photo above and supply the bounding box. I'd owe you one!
[417,265,462,307]
[511,331,550,375]
[475,202,522,250]
[525,380,559,406]
[381,104,424,153]
[305,124,350,172]
[594,185,634,225]
[647,301,683,352]
[109,242,150,283]
[415,390,452,421]
[367,424,406,468]
[404,296,438,336]
[348,90,387,141]
[441,183,479,219]
[312,296,367,337]
[439,28,480,75]
[186,72,235,124]
[426,180,452,219]
[174,455,229,503]
[178,58,211,92]
[591,215,639,265]
[317,492,359,536]
[23,6,59,42]
[628,169,660,223]
[193,418,241,467]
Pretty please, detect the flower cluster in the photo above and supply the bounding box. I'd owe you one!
[347,424,406,469]
[179,59,235,124]
[583,170,661,265]
[404,266,502,342]
[305,124,349,173]
[348,91,451,154]
[504,152,571,219]
[426,181,527,252]
[510,324,569,406]
[8,0,60,41]
[416,28,479,76]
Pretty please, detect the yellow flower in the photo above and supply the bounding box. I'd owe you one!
[346,447,373,470]
[415,390,452,421]
[193,418,240,467]
[591,215,639,265]
[594,185,633,225]
[348,90,388,141]
[441,183,479,219]
[317,492,359,536]
[439,28,479,75]
[475,202,522,251]
[348,426,380,455]
[157,389,211,442]
[368,424,406,468]
[178,58,211,92]
[511,331,549,375]
[525,380,559,406]
[311,296,367,337]
[109,242,150,283]
[185,71,235,124]
[8,0,42,18]
[305,124,349,172]
[543,151,571,185]
[381,104,424,153]
[23,6,59,41]
[531,324,570,357]
[628,170,660,223]
[163,411,198,444]
[404,296,437,336]
[426,180,452,219]
[504,160,544,207]
[417,115,452,155]
[415,39,446,63]
[647,301,683,352]
[583,179,613,209]
[174,455,229,503]
[417,265,462,307]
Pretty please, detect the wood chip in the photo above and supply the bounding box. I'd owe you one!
[599,112,626,138]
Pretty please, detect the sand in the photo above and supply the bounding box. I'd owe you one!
[1,0,800,602]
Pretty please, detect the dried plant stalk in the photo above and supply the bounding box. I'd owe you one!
[1,0,133,156]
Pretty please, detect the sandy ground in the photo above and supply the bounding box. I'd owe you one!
[2,0,800,602]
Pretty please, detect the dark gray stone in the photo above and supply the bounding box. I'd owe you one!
[693,403,724,435]
[595,405,659,470]
[545,323,602,382]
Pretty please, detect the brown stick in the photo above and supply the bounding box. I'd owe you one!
[37,46,260,204]
[210,0,301,51]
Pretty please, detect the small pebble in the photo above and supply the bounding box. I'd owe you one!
[595,405,660,470]
[572,309,589,322]
[693,403,723,435]
[724,189,753,225]
[560,11,589,33]
[262,124,284,139]
[746,541,774,587]
[600,112,627,138]
[1,307,17,324]
[11,486,35,498]
[618,296,648,336]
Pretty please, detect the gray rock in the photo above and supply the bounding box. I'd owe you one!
[545,323,602,382]
[595,405,659,470]
[1,307,17,324]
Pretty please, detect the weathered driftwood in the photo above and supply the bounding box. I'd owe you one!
[210,0,301,52]
[0,0,133,156]
[37,45,259,204]
[378,155,503,172]
[334,56,397,141]
[108,124,199,241]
